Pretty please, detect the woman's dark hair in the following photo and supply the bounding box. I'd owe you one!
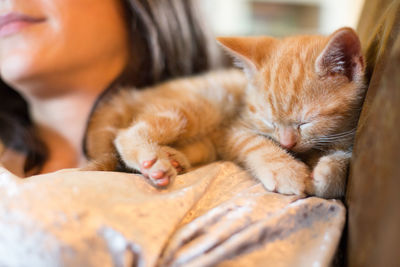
[0,0,222,174]
[120,0,222,86]
[0,80,47,173]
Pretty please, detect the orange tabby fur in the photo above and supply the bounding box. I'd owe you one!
[84,27,365,198]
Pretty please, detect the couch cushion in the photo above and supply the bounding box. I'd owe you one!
[347,1,400,266]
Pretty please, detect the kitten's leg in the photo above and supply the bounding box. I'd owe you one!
[83,127,120,171]
[83,105,130,171]
[175,137,218,166]
[220,125,310,195]
[83,157,117,171]
[307,150,351,198]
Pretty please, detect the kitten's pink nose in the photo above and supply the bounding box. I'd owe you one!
[279,128,297,150]
[281,140,297,150]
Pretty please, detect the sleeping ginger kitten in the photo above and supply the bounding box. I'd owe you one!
[84,27,365,198]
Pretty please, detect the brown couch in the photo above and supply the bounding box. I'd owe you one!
[346,0,400,266]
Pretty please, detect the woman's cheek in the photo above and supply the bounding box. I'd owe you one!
[0,22,54,84]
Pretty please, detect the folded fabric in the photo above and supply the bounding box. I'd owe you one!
[0,162,345,267]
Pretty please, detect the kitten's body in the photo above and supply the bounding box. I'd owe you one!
[84,27,365,198]
[85,69,246,179]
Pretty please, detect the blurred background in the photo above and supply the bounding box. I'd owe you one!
[201,0,365,36]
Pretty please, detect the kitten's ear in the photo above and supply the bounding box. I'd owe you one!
[217,36,276,77]
[315,27,364,81]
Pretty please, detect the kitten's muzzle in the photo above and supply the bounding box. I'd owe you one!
[278,128,298,150]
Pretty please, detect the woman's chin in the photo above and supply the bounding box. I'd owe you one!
[0,58,51,98]
[1,58,35,86]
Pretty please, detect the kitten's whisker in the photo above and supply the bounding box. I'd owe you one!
[315,133,355,141]
[320,133,355,139]
[319,129,356,139]
[318,135,355,140]
[314,135,354,141]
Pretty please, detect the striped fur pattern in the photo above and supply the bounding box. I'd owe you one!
[84,27,365,198]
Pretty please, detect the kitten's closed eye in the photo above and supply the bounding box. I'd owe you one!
[298,122,312,130]
[261,119,275,129]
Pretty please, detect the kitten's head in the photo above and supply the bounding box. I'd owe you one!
[218,27,365,153]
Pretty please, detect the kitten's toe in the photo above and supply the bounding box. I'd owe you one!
[138,158,157,177]
[142,159,157,169]
[170,159,184,173]
[161,146,191,174]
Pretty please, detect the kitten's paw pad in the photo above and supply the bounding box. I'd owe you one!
[149,170,171,187]
[142,159,157,169]
[161,146,191,174]
[309,157,345,198]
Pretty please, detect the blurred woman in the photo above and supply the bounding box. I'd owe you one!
[0,0,221,176]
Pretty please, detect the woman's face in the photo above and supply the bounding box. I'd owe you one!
[0,0,130,92]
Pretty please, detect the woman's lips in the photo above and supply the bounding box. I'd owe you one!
[0,12,46,37]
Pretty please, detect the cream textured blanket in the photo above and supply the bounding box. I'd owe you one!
[0,162,344,267]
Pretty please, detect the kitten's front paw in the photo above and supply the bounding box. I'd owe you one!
[256,160,310,195]
[308,156,347,198]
